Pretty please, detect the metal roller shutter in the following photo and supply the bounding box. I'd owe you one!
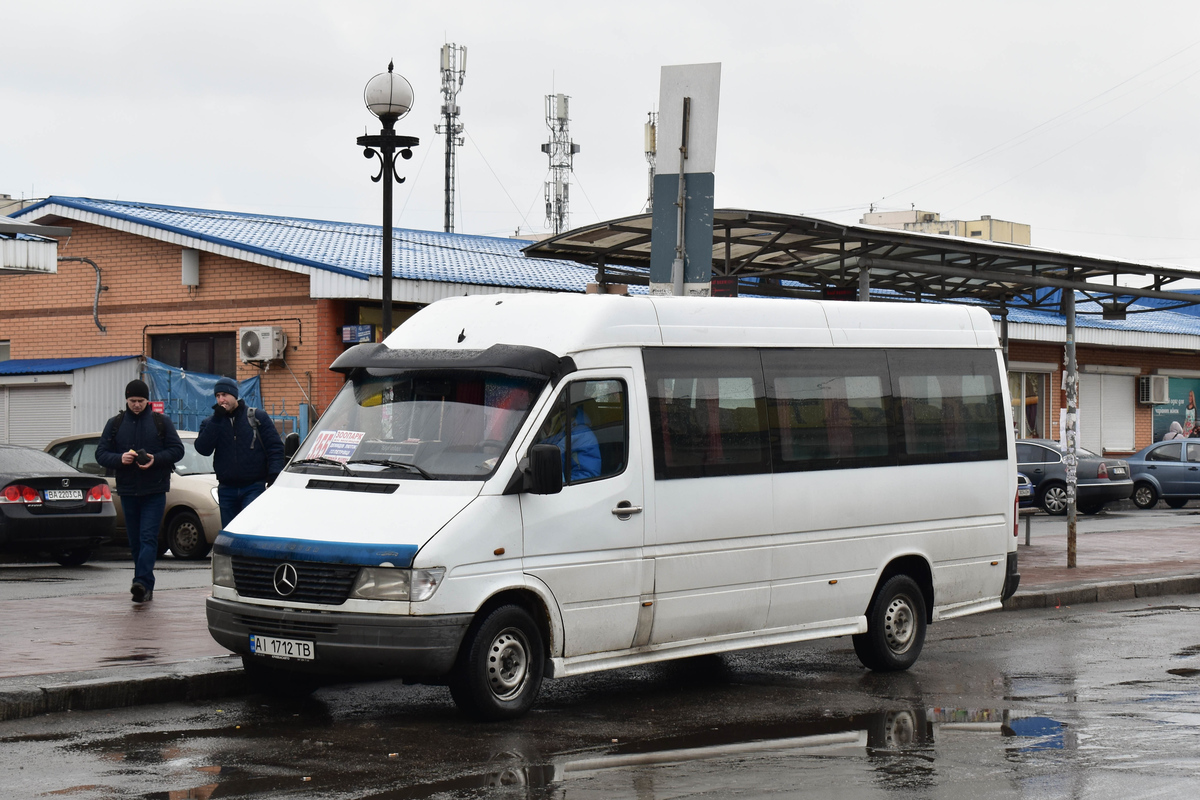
[1079,373,1135,454]
[5,385,72,448]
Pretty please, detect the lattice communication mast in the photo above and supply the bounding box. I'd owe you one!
[541,93,580,236]
[436,43,467,233]
[644,111,658,212]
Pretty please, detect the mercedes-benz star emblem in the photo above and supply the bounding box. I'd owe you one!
[273,563,298,596]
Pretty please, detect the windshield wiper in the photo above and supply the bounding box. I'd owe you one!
[289,457,353,474]
[347,458,435,480]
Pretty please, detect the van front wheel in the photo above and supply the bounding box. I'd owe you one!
[853,575,927,672]
[450,604,544,721]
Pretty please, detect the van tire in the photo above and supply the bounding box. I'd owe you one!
[166,510,211,560]
[853,575,926,672]
[241,656,320,698]
[449,604,544,721]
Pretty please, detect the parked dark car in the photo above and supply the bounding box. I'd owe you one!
[1127,438,1200,510]
[0,444,116,566]
[1015,439,1133,515]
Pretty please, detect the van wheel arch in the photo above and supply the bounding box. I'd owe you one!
[871,556,934,624]
[467,590,553,663]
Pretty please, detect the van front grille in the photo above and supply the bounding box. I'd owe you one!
[231,556,359,605]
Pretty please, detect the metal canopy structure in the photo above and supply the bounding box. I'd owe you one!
[523,209,1200,314]
[524,208,1200,571]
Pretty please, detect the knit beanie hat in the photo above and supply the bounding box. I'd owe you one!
[125,379,150,399]
[214,376,239,399]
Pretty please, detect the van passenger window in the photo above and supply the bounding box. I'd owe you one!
[763,349,891,471]
[889,350,1007,464]
[644,349,769,479]
[536,379,627,484]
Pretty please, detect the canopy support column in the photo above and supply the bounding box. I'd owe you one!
[1065,289,1078,568]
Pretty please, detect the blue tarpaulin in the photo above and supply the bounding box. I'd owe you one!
[143,358,262,433]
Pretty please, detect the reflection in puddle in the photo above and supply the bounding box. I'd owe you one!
[105,704,1079,800]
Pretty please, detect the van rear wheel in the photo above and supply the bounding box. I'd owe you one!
[853,575,927,671]
[449,604,544,721]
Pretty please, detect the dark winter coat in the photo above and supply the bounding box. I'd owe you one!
[96,408,185,497]
[194,400,285,488]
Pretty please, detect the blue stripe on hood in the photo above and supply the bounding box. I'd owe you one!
[214,533,418,567]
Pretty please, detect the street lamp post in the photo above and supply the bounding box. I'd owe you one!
[358,62,419,338]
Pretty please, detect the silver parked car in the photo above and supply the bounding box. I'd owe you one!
[45,431,221,559]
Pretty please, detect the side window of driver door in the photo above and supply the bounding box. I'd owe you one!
[536,379,628,485]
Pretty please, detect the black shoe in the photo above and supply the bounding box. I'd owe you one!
[131,582,147,603]
[143,589,153,602]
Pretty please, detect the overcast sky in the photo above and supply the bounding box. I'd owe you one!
[4,1,1200,271]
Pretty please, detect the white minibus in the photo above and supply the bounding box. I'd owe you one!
[207,293,1020,719]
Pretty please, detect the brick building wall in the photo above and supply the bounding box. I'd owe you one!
[1008,340,1200,454]
[0,221,346,417]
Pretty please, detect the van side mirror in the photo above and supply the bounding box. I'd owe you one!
[284,432,301,459]
[525,444,563,495]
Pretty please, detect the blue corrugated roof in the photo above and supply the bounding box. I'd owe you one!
[13,196,596,291]
[0,356,139,375]
[13,197,1200,337]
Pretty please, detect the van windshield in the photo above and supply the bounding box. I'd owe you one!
[289,371,545,479]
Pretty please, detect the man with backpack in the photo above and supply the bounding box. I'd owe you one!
[195,376,285,529]
[96,379,185,603]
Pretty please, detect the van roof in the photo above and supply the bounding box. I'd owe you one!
[384,293,999,357]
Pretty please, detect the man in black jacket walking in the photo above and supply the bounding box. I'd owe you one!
[195,377,285,528]
[96,379,185,603]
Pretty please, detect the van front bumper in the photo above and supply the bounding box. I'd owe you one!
[206,597,473,678]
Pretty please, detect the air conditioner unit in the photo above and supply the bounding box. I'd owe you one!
[238,326,287,362]
[1138,375,1169,405]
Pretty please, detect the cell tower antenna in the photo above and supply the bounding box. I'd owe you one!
[436,43,466,233]
[541,93,580,236]
[644,111,658,213]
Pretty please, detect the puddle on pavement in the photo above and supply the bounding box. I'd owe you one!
[98,649,161,664]
[1166,668,1200,677]
[115,706,1070,800]
[1125,605,1200,618]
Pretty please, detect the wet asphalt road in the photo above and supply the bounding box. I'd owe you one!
[2,593,1198,799]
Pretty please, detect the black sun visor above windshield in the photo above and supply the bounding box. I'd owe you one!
[330,343,577,383]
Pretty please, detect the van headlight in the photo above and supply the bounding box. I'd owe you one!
[212,553,235,588]
[351,567,445,601]
[210,487,220,504]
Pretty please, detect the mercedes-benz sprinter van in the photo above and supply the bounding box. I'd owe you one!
[208,293,1019,719]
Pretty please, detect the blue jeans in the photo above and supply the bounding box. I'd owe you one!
[217,482,267,528]
[123,493,166,591]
